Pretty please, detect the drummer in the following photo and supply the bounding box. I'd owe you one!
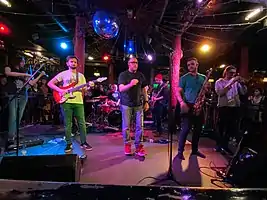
[107,84,120,107]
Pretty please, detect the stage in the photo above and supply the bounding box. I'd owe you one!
[1,125,230,188]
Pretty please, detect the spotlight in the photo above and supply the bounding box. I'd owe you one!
[88,56,94,60]
[219,64,226,69]
[147,54,153,61]
[129,54,133,58]
[245,7,263,21]
[197,0,203,3]
[103,55,110,61]
[200,44,210,53]
[0,0,11,7]
[60,42,68,49]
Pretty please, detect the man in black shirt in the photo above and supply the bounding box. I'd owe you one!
[151,74,169,136]
[4,57,45,142]
[118,57,149,156]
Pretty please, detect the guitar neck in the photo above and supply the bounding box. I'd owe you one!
[69,83,88,93]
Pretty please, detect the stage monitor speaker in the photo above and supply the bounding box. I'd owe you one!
[225,147,267,188]
[0,154,81,182]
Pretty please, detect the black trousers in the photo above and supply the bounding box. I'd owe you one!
[153,103,165,133]
[217,107,240,148]
[178,111,203,153]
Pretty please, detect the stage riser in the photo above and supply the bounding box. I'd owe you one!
[0,154,81,182]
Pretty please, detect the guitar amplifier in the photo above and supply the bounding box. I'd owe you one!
[0,154,81,182]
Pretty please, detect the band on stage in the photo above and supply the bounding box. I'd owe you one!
[0,55,265,159]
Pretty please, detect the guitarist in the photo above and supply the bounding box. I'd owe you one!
[48,55,92,153]
[151,74,169,137]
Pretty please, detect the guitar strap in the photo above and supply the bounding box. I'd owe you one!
[74,71,79,86]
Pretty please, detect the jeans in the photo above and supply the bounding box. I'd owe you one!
[178,111,203,153]
[8,95,28,139]
[153,103,164,133]
[121,105,143,147]
[61,103,87,145]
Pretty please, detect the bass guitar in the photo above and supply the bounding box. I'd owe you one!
[53,77,107,104]
[150,81,169,109]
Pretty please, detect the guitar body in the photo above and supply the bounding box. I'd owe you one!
[53,82,76,104]
[52,77,107,104]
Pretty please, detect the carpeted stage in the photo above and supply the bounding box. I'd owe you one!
[1,125,230,188]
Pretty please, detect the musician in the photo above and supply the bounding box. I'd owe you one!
[176,57,206,160]
[107,84,120,106]
[118,56,149,156]
[215,65,247,154]
[151,74,169,136]
[47,55,92,153]
[4,57,45,142]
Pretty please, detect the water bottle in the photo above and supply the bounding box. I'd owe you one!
[21,144,27,156]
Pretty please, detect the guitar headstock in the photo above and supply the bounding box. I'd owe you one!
[96,77,107,83]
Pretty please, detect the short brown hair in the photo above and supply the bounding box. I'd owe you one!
[66,55,78,63]
[223,65,236,77]
[187,57,198,63]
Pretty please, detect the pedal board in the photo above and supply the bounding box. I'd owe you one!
[7,138,44,151]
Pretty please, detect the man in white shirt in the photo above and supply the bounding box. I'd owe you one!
[215,65,247,154]
[48,55,92,153]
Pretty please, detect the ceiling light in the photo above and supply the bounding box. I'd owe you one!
[88,56,94,60]
[245,7,263,21]
[0,0,11,7]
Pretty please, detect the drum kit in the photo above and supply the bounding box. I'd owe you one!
[86,95,122,130]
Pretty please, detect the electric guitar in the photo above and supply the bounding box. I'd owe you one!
[150,81,169,109]
[53,77,107,104]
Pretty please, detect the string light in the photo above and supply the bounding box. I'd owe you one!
[198,8,263,17]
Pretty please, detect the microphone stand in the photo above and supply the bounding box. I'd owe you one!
[7,64,44,156]
[151,51,181,186]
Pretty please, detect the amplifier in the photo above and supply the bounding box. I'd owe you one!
[0,154,81,182]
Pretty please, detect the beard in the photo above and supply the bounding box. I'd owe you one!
[69,65,77,69]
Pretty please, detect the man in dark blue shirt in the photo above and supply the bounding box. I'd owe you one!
[176,57,206,160]
[118,57,149,157]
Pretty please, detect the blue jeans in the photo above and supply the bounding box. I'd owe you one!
[178,111,203,153]
[121,105,143,147]
[8,95,28,139]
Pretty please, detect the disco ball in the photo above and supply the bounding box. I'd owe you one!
[92,11,120,39]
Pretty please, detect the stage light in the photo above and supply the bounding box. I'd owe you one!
[200,44,210,53]
[0,23,10,34]
[245,7,263,21]
[208,79,214,83]
[147,54,153,61]
[219,64,226,69]
[94,72,100,77]
[0,0,11,7]
[60,42,68,49]
[129,54,133,58]
[197,0,203,3]
[88,56,94,60]
[103,55,110,61]
[263,77,267,82]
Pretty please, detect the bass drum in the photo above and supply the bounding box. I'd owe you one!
[108,109,122,128]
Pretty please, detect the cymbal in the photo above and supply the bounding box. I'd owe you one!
[94,96,108,99]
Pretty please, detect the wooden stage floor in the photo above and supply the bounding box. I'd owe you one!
[2,125,231,188]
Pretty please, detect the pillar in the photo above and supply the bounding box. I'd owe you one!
[170,35,182,108]
[74,16,86,74]
[239,46,249,78]
[108,63,114,84]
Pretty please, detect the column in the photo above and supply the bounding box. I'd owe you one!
[74,16,86,74]
[170,35,182,108]
[108,63,114,84]
[240,46,249,78]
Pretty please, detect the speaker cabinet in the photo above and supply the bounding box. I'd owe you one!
[0,154,81,182]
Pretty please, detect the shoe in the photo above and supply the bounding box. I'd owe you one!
[124,143,132,155]
[191,151,206,159]
[177,152,185,160]
[135,144,146,157]
[65,144,73,153]
[81,142,93,151]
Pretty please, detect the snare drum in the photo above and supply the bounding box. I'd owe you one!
[108,109,122,127]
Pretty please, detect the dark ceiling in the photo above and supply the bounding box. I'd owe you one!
[0,0,266,69]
